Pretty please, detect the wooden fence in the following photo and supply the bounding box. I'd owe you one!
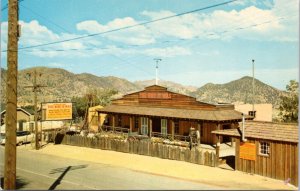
[61,135,216,167]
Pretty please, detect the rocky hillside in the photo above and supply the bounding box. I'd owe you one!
[193,76,287,106]
[1,67,288,108]
[1,67,142,105]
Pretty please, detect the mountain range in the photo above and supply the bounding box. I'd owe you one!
[1,67,288,108]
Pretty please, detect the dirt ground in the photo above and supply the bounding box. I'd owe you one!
[22,143,297,190]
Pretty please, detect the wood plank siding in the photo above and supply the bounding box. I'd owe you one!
[111,85,232,110]
[235,138,298,186]
[98,85,244,145]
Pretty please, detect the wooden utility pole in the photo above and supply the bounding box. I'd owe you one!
[4,0,19,189]
[33,70,39,150]
[25,70,46,150]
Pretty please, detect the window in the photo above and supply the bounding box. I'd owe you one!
[248,111,256,118]
[141,117,148,135]
[161,119,168,136]
[174,121,179,134]
[135,117,139,129]
[259,142,270,156]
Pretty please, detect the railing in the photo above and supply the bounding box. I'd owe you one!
[100,125,130,135]
[151,132,190,142]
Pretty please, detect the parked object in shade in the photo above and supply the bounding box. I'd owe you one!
[1,131,34,145]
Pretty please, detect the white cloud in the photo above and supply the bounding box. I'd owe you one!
[143,46,191,57]
[77,18,155,45]
[1,20,104,58]
[140,0,298,42]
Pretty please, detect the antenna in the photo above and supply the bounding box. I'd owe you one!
[154,58,162,85]
[252,59,255,114]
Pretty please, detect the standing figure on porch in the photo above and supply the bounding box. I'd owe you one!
[189,127,196,149]
[196,129,200,146]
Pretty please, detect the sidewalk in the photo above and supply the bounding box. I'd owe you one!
[22,143,297,190]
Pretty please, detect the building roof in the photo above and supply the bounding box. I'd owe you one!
[1,107,32,116]
[97,105,252,122]
[212,121,298,143]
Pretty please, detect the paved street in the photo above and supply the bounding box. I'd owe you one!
[0,145,221,190]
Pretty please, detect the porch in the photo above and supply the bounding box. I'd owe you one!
[99,125,190,142]
[97,112,239,146]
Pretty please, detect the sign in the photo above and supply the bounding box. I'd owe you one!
[44,103,72,120]
[240,142,256,161]
[139,92,171,99]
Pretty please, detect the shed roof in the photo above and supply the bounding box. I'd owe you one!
[97,105,252,121]
[212,121,298,143]
[1,107,32,116]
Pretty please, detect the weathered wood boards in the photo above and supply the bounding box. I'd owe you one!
[235,138,298,187]
[61,135,216,167]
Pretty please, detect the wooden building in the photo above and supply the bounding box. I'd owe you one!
[1,108,33,131]
[97,85,252,144]
[212,121,298,186]
[88,105,107,133]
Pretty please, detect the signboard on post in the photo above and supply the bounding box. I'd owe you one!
[240,142,256,161]
[43,103,72,121]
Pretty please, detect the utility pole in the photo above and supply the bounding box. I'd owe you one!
[25,70,46,150]
[4,0,19,189]
[252,59,255,114]
[154,58,161,85]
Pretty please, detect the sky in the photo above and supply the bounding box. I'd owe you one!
[0,0,299,90]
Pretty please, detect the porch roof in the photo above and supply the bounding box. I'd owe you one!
[96,105,252,122]
[212,121,298,143]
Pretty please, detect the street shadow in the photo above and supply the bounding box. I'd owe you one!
[1,176,30,189]
[48,164,88,190]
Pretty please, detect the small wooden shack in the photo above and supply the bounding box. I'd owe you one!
[212,121,298,186]
[97,85,252,145]
[1,108,32,131]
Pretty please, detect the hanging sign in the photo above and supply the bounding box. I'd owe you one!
[240,142,256,161]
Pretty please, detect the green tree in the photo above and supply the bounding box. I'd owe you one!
[71,88,118,121]
[278,80,298,122]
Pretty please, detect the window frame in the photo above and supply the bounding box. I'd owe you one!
[141,117,148,135]
[161,119,168,135]
[259,141,270,157]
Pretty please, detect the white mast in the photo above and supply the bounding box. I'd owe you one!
[154,58,161,85]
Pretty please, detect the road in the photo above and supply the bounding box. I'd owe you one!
[0,145,221,190]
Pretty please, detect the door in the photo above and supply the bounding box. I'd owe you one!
[141,117,148,135]
[161,119,167,136]
[222,124,231,143]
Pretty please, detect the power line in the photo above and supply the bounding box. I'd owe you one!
[2,0,238,52]
[20,4,71,33]
[17,13,296,54]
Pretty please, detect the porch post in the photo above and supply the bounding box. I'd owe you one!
[197,122,201,145]
[216,134,220,167]
[149,118,152,138]
[129,116,133,133]
[230,123,234,147]
[112,115,115,132]
[171,119,174,140]
[97,112,101,132]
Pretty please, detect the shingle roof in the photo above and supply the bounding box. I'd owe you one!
[97,105,252,121]
[212,121,298,143]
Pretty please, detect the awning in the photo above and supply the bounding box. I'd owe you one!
[97,105,253,122]
[212,121,298,143]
